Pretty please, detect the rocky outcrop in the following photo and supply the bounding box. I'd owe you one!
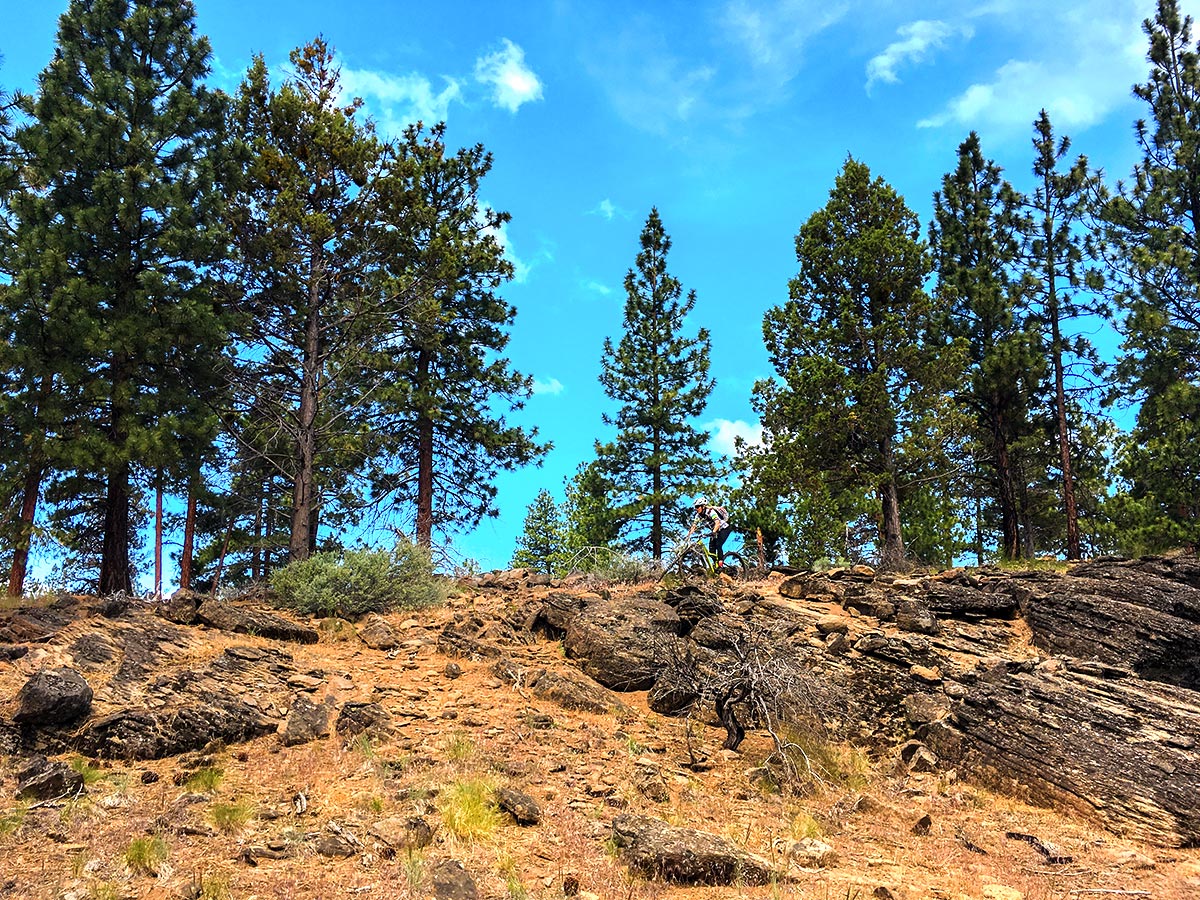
[610,814,779,885]
[194,598,319,644]
[527,552,1200,848]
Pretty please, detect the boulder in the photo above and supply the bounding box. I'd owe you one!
[359,615,399,650]
[335,702,392,741]
[369,816,434,851]
[495,786,541,825]
[431,859,479,900]
[15,755,85,801]
[282,694,335,746]
[14,667,93,726]
[610,814,779,886]
[562,595,681,691]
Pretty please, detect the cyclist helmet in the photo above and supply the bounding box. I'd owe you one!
[693,497,707,509]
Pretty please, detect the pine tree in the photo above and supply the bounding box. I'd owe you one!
[1018,111,1107,559]
[226,40,390,562]
[596,208,718,559]
[752,158,951,571]
[366,123,548,548]
[561,460,623,552]
[1098,0,1200,548]
[2,0,232,594]
[930,133,1043,560]
[511,489,567,573]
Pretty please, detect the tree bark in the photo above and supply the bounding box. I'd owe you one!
[179,486,196,590]
[7,459,45,598]
[99,459,133,595]
[877,434,905,571]
[154,475,163,599]
[992,406,1022,560]
[416,347,435,548]
[290,273,322,562]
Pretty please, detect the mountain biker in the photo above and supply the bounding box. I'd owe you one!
[693,497,732,566]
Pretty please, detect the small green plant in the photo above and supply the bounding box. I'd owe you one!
[789,810,823,839]
[271,537,447,618]
[209,800,253,834]
[124,834,167,875]
[88,882,122,900]
[444,731,475,764]
[195,874,232,900]
[0,804,28,837]
[70,850,89,878]
[437,778,501,840]
[351,731,378,760]
[185,766,225,793]
[69,756,106,786]
[402,848,425,892]
[497,853,528,899]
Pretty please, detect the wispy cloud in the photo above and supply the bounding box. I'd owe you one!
[866,20,971,92]
[339,66,462,132]
[475,39,544,113]
[588,198,632,221]
[705,418,763,457]
[721,0,849,84]
[917,2,1145,134]
[581,278,613,296]
[532,377,565,396]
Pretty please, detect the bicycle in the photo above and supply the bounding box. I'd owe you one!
[661,529,747,579]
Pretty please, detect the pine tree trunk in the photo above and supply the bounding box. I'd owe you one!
[252,483,263,582]
[290,276,322,562]
[7,459,44,598]
[992,405,1022,560]
[99,459,133,595]
[651,428,663,560]
[878,478,905,571]
[416,348,435,548]
[878,434,905,571]
[1049,303,1081,559]
[154,475,163,599]
[179,486,196,590]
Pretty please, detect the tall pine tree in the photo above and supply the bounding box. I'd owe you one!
[366,123,548,548]
[2,0,232,594]
[751,159,950,571]
[1099,0,1200,548]
[596,208,718,559]
[930,133,1043,560]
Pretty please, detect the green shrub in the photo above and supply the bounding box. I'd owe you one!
[437,778,501,840]
[124,835,167,875]
[270,537,447,618]
[209,800,252,834]
[184,766,224,793]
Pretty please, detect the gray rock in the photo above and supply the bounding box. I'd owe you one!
[562,595,681,691]
[895,600,939,635]
[495,786,541,825]
[15,755,85,801]
[195,598,319,644]
[611,814,779,886]
[335,702,392,740]
[282,694,334,746]
[15,667,93,726]
[359,615,399,650]
[431,859,478,900]
[369,816,434,851]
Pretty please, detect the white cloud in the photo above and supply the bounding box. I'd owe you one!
[917,3,1146,134]
[866,20,970,92]
[588,198,633,221]
[474,39,544,113]
[582,279,613,296]
[339,66,462,132]
[532,377,565,396]
[705,418,763,457]
[722,0,849,82]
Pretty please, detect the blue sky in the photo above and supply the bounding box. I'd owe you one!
[2,0,1182,574]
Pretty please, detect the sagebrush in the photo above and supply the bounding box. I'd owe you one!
[270,537,447,618]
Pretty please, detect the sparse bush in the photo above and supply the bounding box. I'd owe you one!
[444,731,475,764]
[0,804,27,837]
[124,834,167,875]
[69,756,106,785]
[437,778,501,840]
[184,766,224,793]
[271,537,447,618]
[209,800,252,834]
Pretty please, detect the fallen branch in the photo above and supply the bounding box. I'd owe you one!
[1067,891,1151,897]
